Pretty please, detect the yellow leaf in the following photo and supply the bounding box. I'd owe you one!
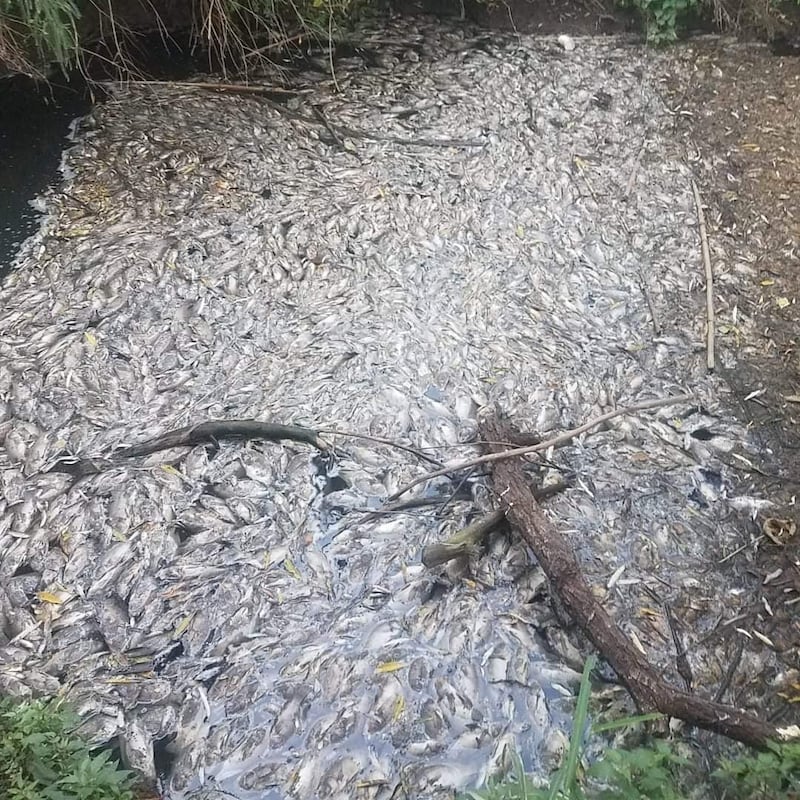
[36,591,63,604]
[174,613,195,637]
[376,661,407,674]
[515,225,525,238]
[784,395,800,404]
[160,464,181,477]
[106,676,136,684]
[776,297,791,309]
[84,331,97,347]
[740,143,761,151]
[284,558,301,580]
[760,278,775,286]
[392,695,405,722]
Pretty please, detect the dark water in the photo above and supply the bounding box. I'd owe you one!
[0,33,212,281]
[0,75,92,278]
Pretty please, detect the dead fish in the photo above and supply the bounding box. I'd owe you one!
[0,21,768,800]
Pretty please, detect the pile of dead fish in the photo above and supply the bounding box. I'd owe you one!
[0,17,776,799]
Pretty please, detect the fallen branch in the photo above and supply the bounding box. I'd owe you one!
[48,420,328,478]
[480,415,797,749]
[117,420,326,458]
[691,179,715,372]
[387,394,693,502]
[104,79,306,96]
[422,510,505,568]
[110,80,485,149]
[316,427,445,467]
[421,479,569,567]
[48,419,450,480]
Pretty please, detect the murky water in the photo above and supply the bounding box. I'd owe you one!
[0,76,91,275]
[0,19,778,799]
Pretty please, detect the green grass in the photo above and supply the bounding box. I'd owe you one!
[0,0,360,79]
[0,696,136,800]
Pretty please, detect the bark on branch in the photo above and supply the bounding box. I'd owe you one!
[480,415,797,749]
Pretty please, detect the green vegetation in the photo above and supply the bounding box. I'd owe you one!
[0,0,359,78]
[0,696,136,800]
[462,657,800,800]
[1,0,798,78]
[627,0,697,43]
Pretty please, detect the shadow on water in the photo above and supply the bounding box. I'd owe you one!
[0,75,92,278]
[0,34,212,282]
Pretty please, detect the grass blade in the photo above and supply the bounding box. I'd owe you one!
[548,655,596,800]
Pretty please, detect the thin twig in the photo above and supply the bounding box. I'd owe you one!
[102,79,307,95]
[624,140,647,198]
[691,179,715,371]
[245,30,307,59]
[316,428,445,467]
[437,467,477,516]
[714,638,745,703]
[311,104,346,149]
[664,602,694,691]
[387,394,693,502]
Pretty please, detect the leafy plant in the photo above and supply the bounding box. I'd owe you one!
[0,696,135,800]
[587,740,692,800]
[613,0,698,42]
[714,740,800,799]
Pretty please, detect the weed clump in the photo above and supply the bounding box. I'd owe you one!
[0,696,136,800]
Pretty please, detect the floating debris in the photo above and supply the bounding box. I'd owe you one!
[0,17,789,800]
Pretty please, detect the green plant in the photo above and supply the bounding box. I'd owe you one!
[0,0,80,70]
[0,696,135,800]
[463,656,598,800]
[714,740,800,799]
[587,740,692,800]
[614,0,698,42]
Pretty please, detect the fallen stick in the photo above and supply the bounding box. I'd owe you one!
[48,419,447,480]
[387,394,693,502]
[691,179,715,372]
[422,509,506,568]
[116,420,327,458]
[421,480,570,568]
[480,415,797,749]
[48,420,328,479]
[316,427,445,467]
[104,79,305,95]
